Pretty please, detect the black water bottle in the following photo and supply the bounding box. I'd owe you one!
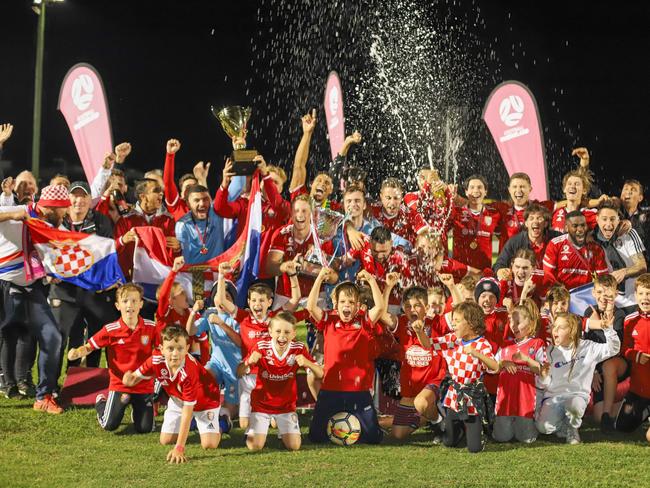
[112,190,130,216]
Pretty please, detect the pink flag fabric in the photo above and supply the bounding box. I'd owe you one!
[482,81,549,201]
[57,63,113,185]
[323,71,345,161]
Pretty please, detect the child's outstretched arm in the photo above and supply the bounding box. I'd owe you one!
[208,312,242,347]
[157,256,184,319]
[358,269,384,325]
[216,262,237,316]
[67,343,93,362]
[439,273,463,305]
[296,354,324,379]
[283,272,302,312]
[186,299,204,336]
[122,370,144,388]
[511,351,542,374]
[167,404,194,464]
[306,267,331,323]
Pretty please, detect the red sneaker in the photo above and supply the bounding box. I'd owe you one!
[33,395,64,414]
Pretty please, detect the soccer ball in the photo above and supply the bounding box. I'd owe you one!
[327,411,361,446]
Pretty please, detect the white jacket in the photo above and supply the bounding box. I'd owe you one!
[540,326,620,400]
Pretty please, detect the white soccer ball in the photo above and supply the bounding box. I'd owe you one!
[327,411,361,446]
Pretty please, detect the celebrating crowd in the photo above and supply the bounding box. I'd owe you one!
[0,109,649,463]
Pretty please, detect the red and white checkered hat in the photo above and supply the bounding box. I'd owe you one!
[38,184,70,208]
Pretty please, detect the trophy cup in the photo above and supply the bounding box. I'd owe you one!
[212,105,259,175]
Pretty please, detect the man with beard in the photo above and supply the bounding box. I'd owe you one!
[593,200,646,310]
[49,181,119,381]
[114,179,179,280]
[369,178,428,247]
[494,203,560,276]
[175,185,225,264]
[0,185,71,413]
[543,211,609,289]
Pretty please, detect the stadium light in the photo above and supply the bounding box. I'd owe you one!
[31,0,64,180]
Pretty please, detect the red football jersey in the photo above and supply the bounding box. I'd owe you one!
[493,200,554,252]
[450,205,501,270]
[235,308,309,375]
[550,207,598,233]
[268,223,316,298]
[290,184,342,211]
[623,311,650,398]
[316,309,378,392]
[392,315,446,397]
[482,308,510,395]
[404,186,452,249]
[89,317,156,394]
[369,202,428,245]
[494,337,546,417]
[542,234,609,289]
[537,313,553,345]
[136,351,220,410]
[247,340,314,414]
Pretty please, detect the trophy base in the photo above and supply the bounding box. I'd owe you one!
[232,149,259,175]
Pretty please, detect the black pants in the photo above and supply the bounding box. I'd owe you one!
[0,324,36,385]
[50,288,119,376]
[96,390,154,433]
[308,389,383,444]
[443,409,484,453]
[615,392,650,433]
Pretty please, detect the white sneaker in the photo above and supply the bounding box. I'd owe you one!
[566,426,581,445]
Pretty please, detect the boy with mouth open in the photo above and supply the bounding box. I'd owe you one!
[238,312,323,451]
[123,325,222,463]
[306,267,386,444]
[215,262,304,430]
[67,284,157,433]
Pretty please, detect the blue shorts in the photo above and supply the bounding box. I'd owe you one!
[206,360,239,405]
[308,389,383,444]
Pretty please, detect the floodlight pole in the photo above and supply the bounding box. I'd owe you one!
[31,1,47,180]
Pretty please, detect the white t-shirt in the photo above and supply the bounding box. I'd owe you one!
[606,229,646,308]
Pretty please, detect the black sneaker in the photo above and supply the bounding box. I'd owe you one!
[4,385,21,399]
[17,380,36,398]
[600,413,616,434]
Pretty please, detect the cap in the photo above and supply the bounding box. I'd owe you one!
[69,181,91,195]
[38,184,70,208]
[474,277,501,303]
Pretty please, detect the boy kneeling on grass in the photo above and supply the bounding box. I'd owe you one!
[306,267,386,444]
[237,311,323,451]
[123,325,222,463]
[68,283,156,433]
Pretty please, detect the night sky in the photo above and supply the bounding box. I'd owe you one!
[2,0,649,199]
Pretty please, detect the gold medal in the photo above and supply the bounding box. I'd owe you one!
[470,240,478,250]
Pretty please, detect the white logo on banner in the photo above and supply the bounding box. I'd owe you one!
[328,86,340,129]
[71,75,95,111]
[499,95,524,127]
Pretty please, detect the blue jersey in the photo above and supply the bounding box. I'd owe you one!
[175,207,225,264]
[195,308,241,384]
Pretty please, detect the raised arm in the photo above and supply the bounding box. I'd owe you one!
[306,267,330,323]
[357,269,384,325]
[282,272,302,312]
[288,110,317,193]
[157,257,184,319]
[163,139,181,208]
[216,262,238,316]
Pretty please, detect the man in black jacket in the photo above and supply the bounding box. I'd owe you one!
[494,203,561,278]
[48,181,119,379]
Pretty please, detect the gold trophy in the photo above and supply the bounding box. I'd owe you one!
[212,105,259,175]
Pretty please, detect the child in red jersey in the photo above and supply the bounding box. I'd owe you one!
[67,284,156,433]
[216,262,303,430]
[156,256,209,363]
[382,285,446,440]
[123,325,222,464]
[430,301,496,453]
[238,311,323,451]
[306,267,386,444]
[616,273,650,442]
[472,302,546,443]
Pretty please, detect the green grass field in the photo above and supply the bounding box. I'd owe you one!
[1,396,647,488]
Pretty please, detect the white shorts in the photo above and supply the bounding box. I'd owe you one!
[238,373,257,418]
[246,411,301,436]
[161,398,221,435]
